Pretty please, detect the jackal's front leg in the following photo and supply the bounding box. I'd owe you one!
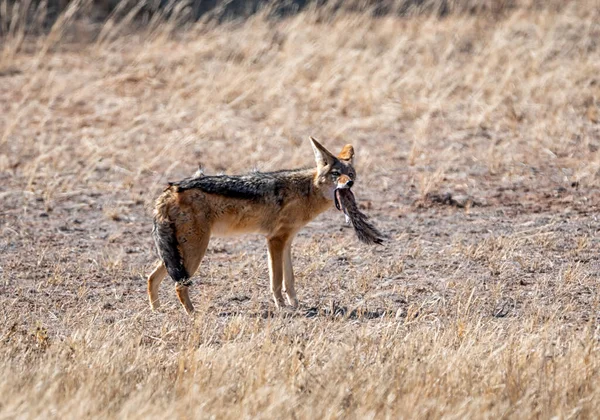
[282,241,298,308]
[267,236,287,309]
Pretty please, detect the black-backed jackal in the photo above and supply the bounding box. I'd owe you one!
[147,137,356,314]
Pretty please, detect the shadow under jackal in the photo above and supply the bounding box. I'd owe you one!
[147,137,357,314]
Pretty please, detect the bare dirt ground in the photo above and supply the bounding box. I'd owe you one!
[2,2,600,418]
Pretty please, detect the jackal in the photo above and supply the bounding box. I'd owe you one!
[147,137,356,314]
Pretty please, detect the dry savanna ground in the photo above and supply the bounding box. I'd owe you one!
[2,1,600,418]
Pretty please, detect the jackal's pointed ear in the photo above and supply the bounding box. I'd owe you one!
[310,136,336,167]
[338,144,354,164]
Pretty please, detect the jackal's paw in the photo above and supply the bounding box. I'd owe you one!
[286,296,299,309]
[281,305,303,319]
[149,300,161,311]
[274,303,286,311]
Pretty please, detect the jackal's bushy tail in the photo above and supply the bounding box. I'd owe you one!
[152,214,190,285]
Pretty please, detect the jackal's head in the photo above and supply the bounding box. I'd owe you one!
[310,136,355,203]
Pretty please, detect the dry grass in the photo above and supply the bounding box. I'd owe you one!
[2,1,600,418]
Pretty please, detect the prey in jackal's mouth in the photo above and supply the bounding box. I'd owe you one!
[334,186,385,245]
[147,137,384,315]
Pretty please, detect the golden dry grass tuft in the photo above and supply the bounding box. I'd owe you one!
[2,1,600,418]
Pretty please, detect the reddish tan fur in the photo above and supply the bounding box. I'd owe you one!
[147,138,356,314]
[338,144,354,162]
[337,174,351,186]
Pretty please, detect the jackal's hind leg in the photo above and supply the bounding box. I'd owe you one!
[148,261,168,310]
[282,241,298,308]
[174,233,210,315]
[176,283,194,315]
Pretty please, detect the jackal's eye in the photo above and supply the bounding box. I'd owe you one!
[348,172,355,180]
[331,170,341,177]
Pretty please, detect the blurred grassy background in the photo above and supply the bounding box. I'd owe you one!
[1,1,600,418]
